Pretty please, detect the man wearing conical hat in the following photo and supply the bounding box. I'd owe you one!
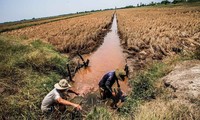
[98,69,126,100]
[41,79,82,114]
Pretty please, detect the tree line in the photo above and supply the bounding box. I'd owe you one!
[121,0,200,8]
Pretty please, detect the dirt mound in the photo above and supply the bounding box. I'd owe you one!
[163,60,200,99]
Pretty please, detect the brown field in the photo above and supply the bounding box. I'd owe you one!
[2,11,114,55]
[117,6,200,69]
[0,13,89,33]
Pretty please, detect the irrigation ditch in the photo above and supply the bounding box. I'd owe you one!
[60,13,132,119]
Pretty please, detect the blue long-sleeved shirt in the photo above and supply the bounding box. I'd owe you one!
[98,71,118,93]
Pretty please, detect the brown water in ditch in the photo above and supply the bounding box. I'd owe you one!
[72,15,130,96]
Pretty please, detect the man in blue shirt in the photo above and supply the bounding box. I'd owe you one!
[98,69,126,100]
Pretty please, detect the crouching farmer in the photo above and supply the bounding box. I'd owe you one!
[41,79,82,115]
[98,69,126,107]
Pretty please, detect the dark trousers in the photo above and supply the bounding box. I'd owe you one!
[99,87,119,108]
[99,87,112,98]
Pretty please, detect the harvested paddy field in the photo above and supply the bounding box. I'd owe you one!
[117,6,200,71]
[1,3,200,119]
[112,5,200,120]
[2,11,114,55]
[0,13,89,33]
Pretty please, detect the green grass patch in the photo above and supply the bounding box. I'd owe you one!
[193,46,200,60]
[119,62,171,116]
[0,35,68,119]
[132,63,167,100]
[86,107,112,120]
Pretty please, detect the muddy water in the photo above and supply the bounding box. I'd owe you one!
[72,15,130,96]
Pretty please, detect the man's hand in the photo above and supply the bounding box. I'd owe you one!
[74,104,82,110]
[112,92,116,97]
[57,97,82,110]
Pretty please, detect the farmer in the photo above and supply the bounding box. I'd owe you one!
[41,79,82,114]
[98,69,126,100]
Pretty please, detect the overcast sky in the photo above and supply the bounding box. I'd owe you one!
[0,0,163,23]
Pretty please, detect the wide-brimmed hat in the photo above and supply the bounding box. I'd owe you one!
[54,79,72,90]
[115,69,126,81]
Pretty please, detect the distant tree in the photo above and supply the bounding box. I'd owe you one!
[21,19,26,21]
[139,2,146,6]
[161,0,171,4]
[124,5,135,8]
[148,1,156,6]
[172,0,186,4]
[187,0,200,2]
